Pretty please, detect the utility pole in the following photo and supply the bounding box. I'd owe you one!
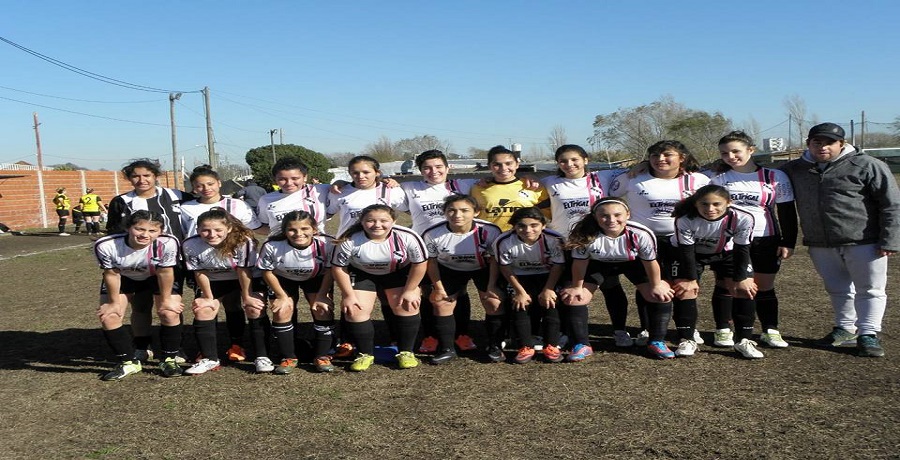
[788,114,792,150]
[33,112,49,228]
[269,129,278,163]
[279,128,284,144]
[860,111,866,150]
[169,92,182,190]
[202,86,217,169]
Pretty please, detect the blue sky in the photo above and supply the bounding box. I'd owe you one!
[2,1,898,170]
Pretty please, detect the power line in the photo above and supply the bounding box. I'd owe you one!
[1,95,204,128]
[0,85,163,104]
[0,35,200,94]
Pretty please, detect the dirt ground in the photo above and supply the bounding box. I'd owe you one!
[0,229,898,459]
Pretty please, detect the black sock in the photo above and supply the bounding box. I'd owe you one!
[542,308,561,346]
[567,304,590,347]
[733,298,756,341]
[484,314,505,348]
[601,285,628,330]
[455,291,472,336]
[312,319,336,358]
[673,298,698,340]
[434,315,456,351]
[513,309,534,348]
[378,292,398,343]
[635,291,650,330]
[103,326,134,361]
[58,221,66,233]
[712,285,733,329]
[756,289,778,331]
[395,314,421,353]
[348,320,375,355]
[272,321,296,359]
[193,319,218,360]
[419,294,436,337]
[646,302,672,342]
[247,317,270,359]
[133,335,152,351]
[159,324,182,359]
[224,304,246,347]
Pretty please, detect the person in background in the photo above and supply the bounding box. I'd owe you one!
[53,187,71,236]
[233,179,268,211]
[80,188,108,236]
[781,122,900,357]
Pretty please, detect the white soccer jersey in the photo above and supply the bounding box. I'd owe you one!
[257,235,334,282]
[93,234,180,281]
[571,221,658,262]
[422,219,502,271]
[493,229,566,276]
[331,225,426,276]
[672,206,755,254]
[182,235,257,282]
[542,169,625,237]
[327,183,409,237]
[180,197,262,238]
[609,172,710,236]
[401,179,477,233]
[257,184,330,236]
[709,168,794,238]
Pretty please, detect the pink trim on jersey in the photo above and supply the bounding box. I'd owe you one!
[473,223,486,268]
[756,169,777,235]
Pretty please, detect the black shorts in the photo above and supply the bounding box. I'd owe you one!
[437,264,490,295]
[100,274,184,296]
[55,209,69,217]
[349,265,411,292]
[583,259,650,287]
[656,235,678,280]
[193,278,266,298]
[270,274,325,300]
[83,211,101,217]
[671,252,752,281]
[750,236,781,274]
[72,210,84,223]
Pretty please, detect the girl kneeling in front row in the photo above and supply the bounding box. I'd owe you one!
[257,211,336,374]
[181,209,269,375]
[94,210,185,380]
[493,207,566,364]
[332,204,427,371]
[562,198,676,359]
[670,184,762,359]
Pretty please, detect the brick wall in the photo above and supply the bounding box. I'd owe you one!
[0,169,178,230]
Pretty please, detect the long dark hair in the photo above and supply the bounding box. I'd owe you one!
[509,207,547,227]
[555,144,589,177]
[566,197,630,249]
[711,130,757,174]
[124,210,165,232]
[337,204,396,242]
[122,158,161,180]
[269,211,319,246]
[671,184,731,219]
[646,140,700,176]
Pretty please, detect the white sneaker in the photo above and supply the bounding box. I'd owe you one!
[174,350,188,364]
[533,336,543,352]
[734,338,764,359]
[634,330,650,347]
[59,232,71,236]
[675,339,698,357]
[759,329,789,348]
[713,328,735,347]
[693,329,705,345]
[613,330,634,347]
[133,349,154,362]
[254,356,275,373]
[185,358,221,375]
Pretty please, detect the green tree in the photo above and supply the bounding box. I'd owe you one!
[245,144,334,188]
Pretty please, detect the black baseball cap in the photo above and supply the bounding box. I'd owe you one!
[808,123,845,141]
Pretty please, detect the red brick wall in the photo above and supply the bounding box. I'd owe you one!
[0,169,178,230]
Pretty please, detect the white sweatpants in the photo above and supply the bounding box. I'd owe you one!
[808,244,888,336]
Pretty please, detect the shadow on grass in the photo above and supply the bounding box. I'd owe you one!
[0,327,111,373]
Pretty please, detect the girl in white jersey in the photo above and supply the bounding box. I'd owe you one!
[543,144,634,350]
[181,165,262,363]
[493,207,566,364]
[610,140,709,348]
[708,131,797,349]
[182,209,268,375]
[93,211,185,380]
[258,211,336,374]
[332,204,427,371]
[562,198,676,359]
[670,185,763,359]
[256,157,331,236]
[327,155,408,237]
[422,195,503,364]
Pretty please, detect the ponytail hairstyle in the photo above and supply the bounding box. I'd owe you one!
[712,130,757,173]
[337,204,396,242]
[190,164,220,183]
[442,194,481,213]
[271,157,309,178]
[672,184,731,219]
[487,145,520,164]
[508,207,547,227]
[646,140,700,176]
[197,208,256,258]
[566,197,630,249]
[124,209,165,232]
[554,144,590,177]
[122,158,162,180]
[347,155,382,182]
[270,210,319,243]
